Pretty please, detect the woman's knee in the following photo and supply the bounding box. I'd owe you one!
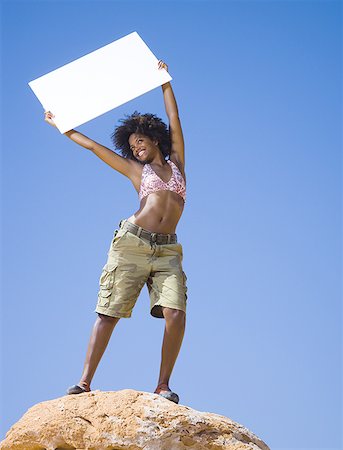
[162,307,186,323]
[97,313,120,324]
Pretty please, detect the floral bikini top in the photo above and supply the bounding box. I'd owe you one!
[138,159,186,203]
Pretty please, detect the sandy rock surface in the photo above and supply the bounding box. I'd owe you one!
[0,389,270,450]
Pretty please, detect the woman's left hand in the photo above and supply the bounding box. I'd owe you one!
[158,60,168,72]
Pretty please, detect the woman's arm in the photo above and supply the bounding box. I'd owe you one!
[44,111,138,178]
[159,61,185,168]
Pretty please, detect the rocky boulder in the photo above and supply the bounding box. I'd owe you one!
[0,389,270,450]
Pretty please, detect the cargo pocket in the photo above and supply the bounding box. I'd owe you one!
[182,271,188,302]
[97,263,118,307]
[110,229,128,249]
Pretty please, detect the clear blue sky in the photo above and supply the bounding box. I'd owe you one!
[1,1,342,449]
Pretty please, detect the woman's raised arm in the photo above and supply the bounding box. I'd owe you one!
[44,111,138,178]
[159,61,185,168]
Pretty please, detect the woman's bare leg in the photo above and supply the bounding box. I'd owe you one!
[154,308,186,394]
[77,313,120,391]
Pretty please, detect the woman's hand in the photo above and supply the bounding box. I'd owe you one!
[44,110,57,128]
[158,60,168,72]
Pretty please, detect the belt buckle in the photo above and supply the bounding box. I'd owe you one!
[150,232,158,249]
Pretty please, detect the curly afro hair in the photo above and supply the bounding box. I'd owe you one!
[111,111,171,162]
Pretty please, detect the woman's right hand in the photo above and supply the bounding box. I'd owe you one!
[44,111,57,128]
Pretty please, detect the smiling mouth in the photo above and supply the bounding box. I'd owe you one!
[137,149,146,157]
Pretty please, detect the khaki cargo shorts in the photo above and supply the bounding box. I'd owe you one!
[95,219,188,319]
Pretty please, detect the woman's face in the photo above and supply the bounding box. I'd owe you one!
[128,133,159,162]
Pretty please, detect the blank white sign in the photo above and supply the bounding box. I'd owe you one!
[28,32,172,133]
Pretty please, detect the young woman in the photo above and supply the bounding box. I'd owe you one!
[44,60,187,404]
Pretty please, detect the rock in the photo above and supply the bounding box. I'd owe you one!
[0,389,270,450]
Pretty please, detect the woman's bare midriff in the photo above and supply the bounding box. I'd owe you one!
[127,191,184,234]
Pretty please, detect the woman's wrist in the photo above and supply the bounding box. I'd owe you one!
[63,129,78,137]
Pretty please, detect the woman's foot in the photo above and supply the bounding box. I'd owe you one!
[66,381,91,395]
[154,383,179,404]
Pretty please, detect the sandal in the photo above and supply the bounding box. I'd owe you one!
[66,384,89,395]
[154,383,179,404]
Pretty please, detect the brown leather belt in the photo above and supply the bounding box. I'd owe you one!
[119,219,178,245]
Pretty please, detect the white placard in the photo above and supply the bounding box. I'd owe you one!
[28,32,172,133]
